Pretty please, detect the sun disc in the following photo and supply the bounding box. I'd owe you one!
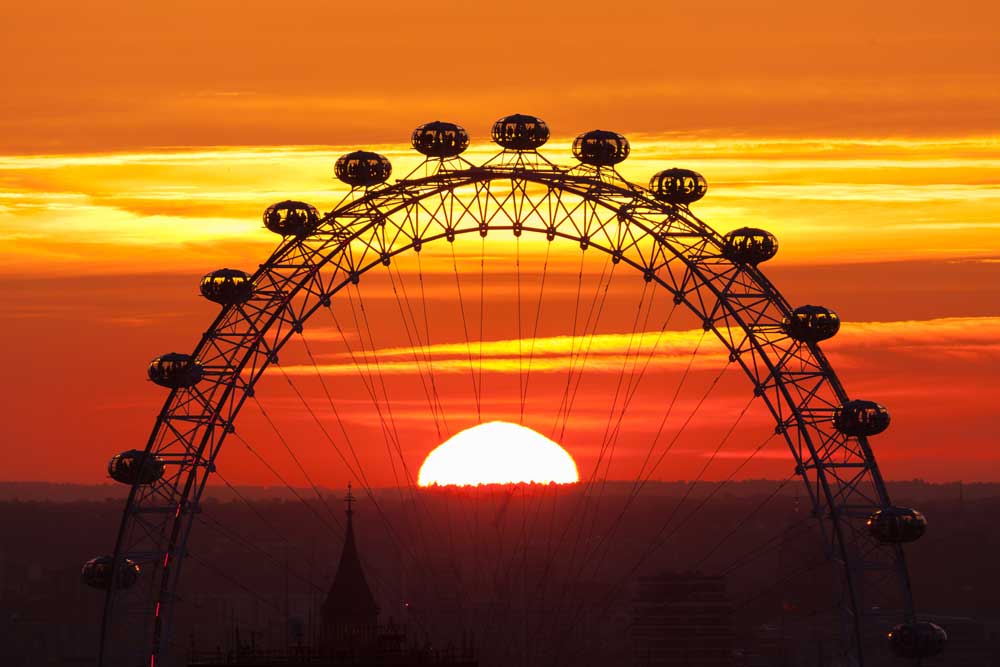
[417,421,579,487]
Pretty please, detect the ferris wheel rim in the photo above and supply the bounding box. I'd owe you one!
[99,160,911,667]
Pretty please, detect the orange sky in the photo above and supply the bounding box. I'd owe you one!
[2,0,999,151]
[0,1,998,485]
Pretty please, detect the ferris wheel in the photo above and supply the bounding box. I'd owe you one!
[84,114,945,667]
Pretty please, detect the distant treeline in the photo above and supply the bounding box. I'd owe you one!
[0,478,994,503]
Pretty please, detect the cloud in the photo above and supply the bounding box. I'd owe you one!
[834,317,1000,353]
[708,184,1000,204]
[281,328,722,376]
[3,136,1000,278]
[277,317,1000,378]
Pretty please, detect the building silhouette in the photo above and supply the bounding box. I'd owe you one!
[630,571,734,667]
[188,486,476,667]
[319,485,380,656]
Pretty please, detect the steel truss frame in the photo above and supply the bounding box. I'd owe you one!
[100,149,914,667]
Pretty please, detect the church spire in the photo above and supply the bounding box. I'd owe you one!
[321,484,379,632]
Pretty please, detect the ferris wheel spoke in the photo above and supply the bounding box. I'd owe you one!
[232,426,341,536]
[547,251,587,438]
[449,241,482,420]
[528,258,617,593]
[518,240,551,422]
[548,381,758,667]
[345,287,407,456]
[194,512,324,595]
[597,297,679,487]
[353,279,465,553]
[322,301,390,420]
[626,328,708,496]
[401,250,487,614]
[396,258,454,429]
[212,470,289,539]
[255,366,445,616]
[553,259,618,443]
[384,265,448,439]
[312,302,442,570]
[276,338,423,567]
[692,473,797,572]
[557,284,660,606]
[497,485,538,662]
[350,287,414,490]
[718,516,817,579]
[347,278,481,627]
[298,333,375,490]
[550,312,716,597]
[618,289,670,410]
[589,280,653,499]
[413,250,455,440]
[559,428,790,667]
[324,293,416,517]
[305,300,421,512]
[209,469,328,585]
[558,258,620,441]
[558,279,653,579]
[186,551,284,614]
[616,360,736,528]
[731,557,829,613]
[627,416,772,568]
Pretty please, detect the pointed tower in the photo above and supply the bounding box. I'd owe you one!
[321,484,379,649]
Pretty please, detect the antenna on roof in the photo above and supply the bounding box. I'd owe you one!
[345,482,356,520]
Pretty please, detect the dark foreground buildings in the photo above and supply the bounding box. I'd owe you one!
[6,483,1000,665]
[188,487,476,667]
[631,572,734,667]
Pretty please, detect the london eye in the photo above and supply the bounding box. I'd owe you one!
[87,115,944,666]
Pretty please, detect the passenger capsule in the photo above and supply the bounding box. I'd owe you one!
[888,622,947,659]
[335,151,392,187]
[491,114,550,150]
[572,130,630,167]
[263,200,319,236]
[835,399,890,436]
[649,168,708,205]
[147,353,204,389]
[108,449,165,485]
[867,507,928,543]
[200,268,254,305]
[722,227,778,265]
[782,305,840,343]
[81,556,140,590]
[411,121,470,158]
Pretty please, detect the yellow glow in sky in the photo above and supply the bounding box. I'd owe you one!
[1,136,998,276]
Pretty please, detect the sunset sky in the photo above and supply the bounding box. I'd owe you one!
[1,0,997,485]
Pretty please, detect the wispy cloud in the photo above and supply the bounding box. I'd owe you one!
[277,317,1000,377]
[835,317,1000,353]
[2,137,999,276]
[281,328,716,376]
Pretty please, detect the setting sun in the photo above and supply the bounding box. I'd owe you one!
[417,421,579,487]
